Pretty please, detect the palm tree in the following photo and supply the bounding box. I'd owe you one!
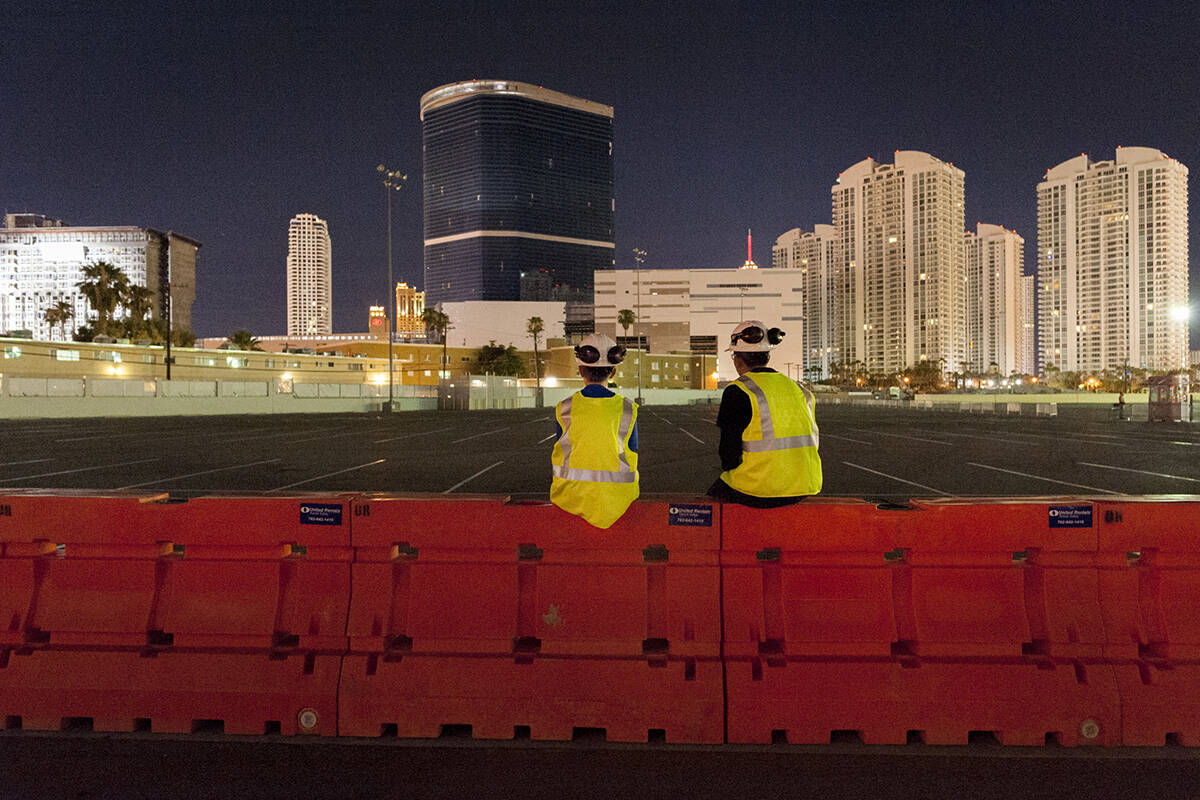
[527,316,544,400]
[122,284,155,338]
[76,260,130,338]
[617,308,635,346]
[226,329,263,351]
[420,307,451,378]
[43,300,74,341]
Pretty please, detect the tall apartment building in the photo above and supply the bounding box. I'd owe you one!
[1037,147,1189,372]
[420,80,614,306]
[286,213,332,337]
[0,213,199,341]
[773,225,837,378]
[831,151,966,374]
[1018,274,1037,375]
[964,223,1025,375]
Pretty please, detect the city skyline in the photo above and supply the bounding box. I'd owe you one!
[3,4,1197,341]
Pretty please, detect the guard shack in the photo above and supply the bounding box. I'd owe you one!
[1147,374,1192,422]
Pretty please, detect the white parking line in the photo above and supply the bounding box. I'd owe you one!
[373,427,453,444]
[0,458,162,482]
[444,461,504,493]
[1078,462,1200,483]
[679,429,705,444]
[266,459,386,492]
[451,426,511,445]
[851,430,953,446]
[537,433,558,444]
[966,462,1123,494]
[284,426,393,445]
[823,433,873,446]
[114,458,282,490]
[911,429,1050,447]
[56,429,197,443]
[0,458,53,467]
[842,461,956,496]
[209,425,346,444]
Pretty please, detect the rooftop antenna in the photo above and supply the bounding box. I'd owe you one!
[741,227,758,269]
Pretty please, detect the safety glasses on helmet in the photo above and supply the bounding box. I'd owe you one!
[730,326,784,347]
[575,343,626,364]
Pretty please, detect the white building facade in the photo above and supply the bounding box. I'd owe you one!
[0,216,198,341]
[436,300,566,348]
[964,223,1025,375]
[286,213,332,337]
[831,151,966,374]
[1018,274,1037,375]
[1037,147,1189,372]
[594,267,806,382]
[773,225,837,378]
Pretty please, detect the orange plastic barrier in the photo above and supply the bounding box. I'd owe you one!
[0,492,353,736]
[722,498,1119,746]
[339,494,723,742]
[1095,498,1200,746]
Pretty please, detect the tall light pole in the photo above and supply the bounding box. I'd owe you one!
[632,247,646,404]
[377,164,407,413]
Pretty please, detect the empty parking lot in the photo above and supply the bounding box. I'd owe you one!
[2,404,1198,498]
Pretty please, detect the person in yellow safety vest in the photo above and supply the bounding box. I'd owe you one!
[707,320,822,507]
[550,333,640,529]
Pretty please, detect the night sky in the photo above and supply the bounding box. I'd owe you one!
[5,1,1198,342]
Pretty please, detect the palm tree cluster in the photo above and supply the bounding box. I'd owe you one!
[72,260,172,342]
[42,300,75,341]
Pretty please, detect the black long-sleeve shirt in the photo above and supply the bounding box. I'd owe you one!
[708,367,808,508]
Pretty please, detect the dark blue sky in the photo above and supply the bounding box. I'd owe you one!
[5,1,1198,341]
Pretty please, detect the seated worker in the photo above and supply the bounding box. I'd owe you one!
[708,320,822,507]
[550,334,639,529]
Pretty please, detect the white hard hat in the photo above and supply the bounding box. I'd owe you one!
[575,333,626,367]
[727,320,785,352]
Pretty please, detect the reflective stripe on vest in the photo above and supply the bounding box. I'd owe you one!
[554,394,637,483]
[737,373,820,451]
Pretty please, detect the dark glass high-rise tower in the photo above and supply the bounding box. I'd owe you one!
[420,80,614,307]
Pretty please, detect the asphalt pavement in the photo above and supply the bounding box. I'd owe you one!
[1,404,1199,498]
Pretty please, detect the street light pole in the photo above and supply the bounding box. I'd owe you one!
[377,165,407,413]
[633,247,646,404]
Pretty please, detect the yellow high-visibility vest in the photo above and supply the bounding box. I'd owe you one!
[719,371,822,498]
[551,391,639,529]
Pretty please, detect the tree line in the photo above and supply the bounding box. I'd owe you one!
[43,260,194,346]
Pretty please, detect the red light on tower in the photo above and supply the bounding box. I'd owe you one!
[740,228,759,270]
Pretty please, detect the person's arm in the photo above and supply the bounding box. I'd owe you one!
[715,385,751,471]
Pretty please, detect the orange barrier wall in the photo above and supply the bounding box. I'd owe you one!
[722,498,1119,745]
[338,494,723,742]
[3,492,1199,746]
[0,492,353,735]
[1095,499,1200,746]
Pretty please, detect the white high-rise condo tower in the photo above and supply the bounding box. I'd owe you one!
[286,213,332,336]
[1018,274,1037,375]
[964,223,1025,375]
[831,151,966,373]
[773,225,837,379]
[1037,147,1189,373]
